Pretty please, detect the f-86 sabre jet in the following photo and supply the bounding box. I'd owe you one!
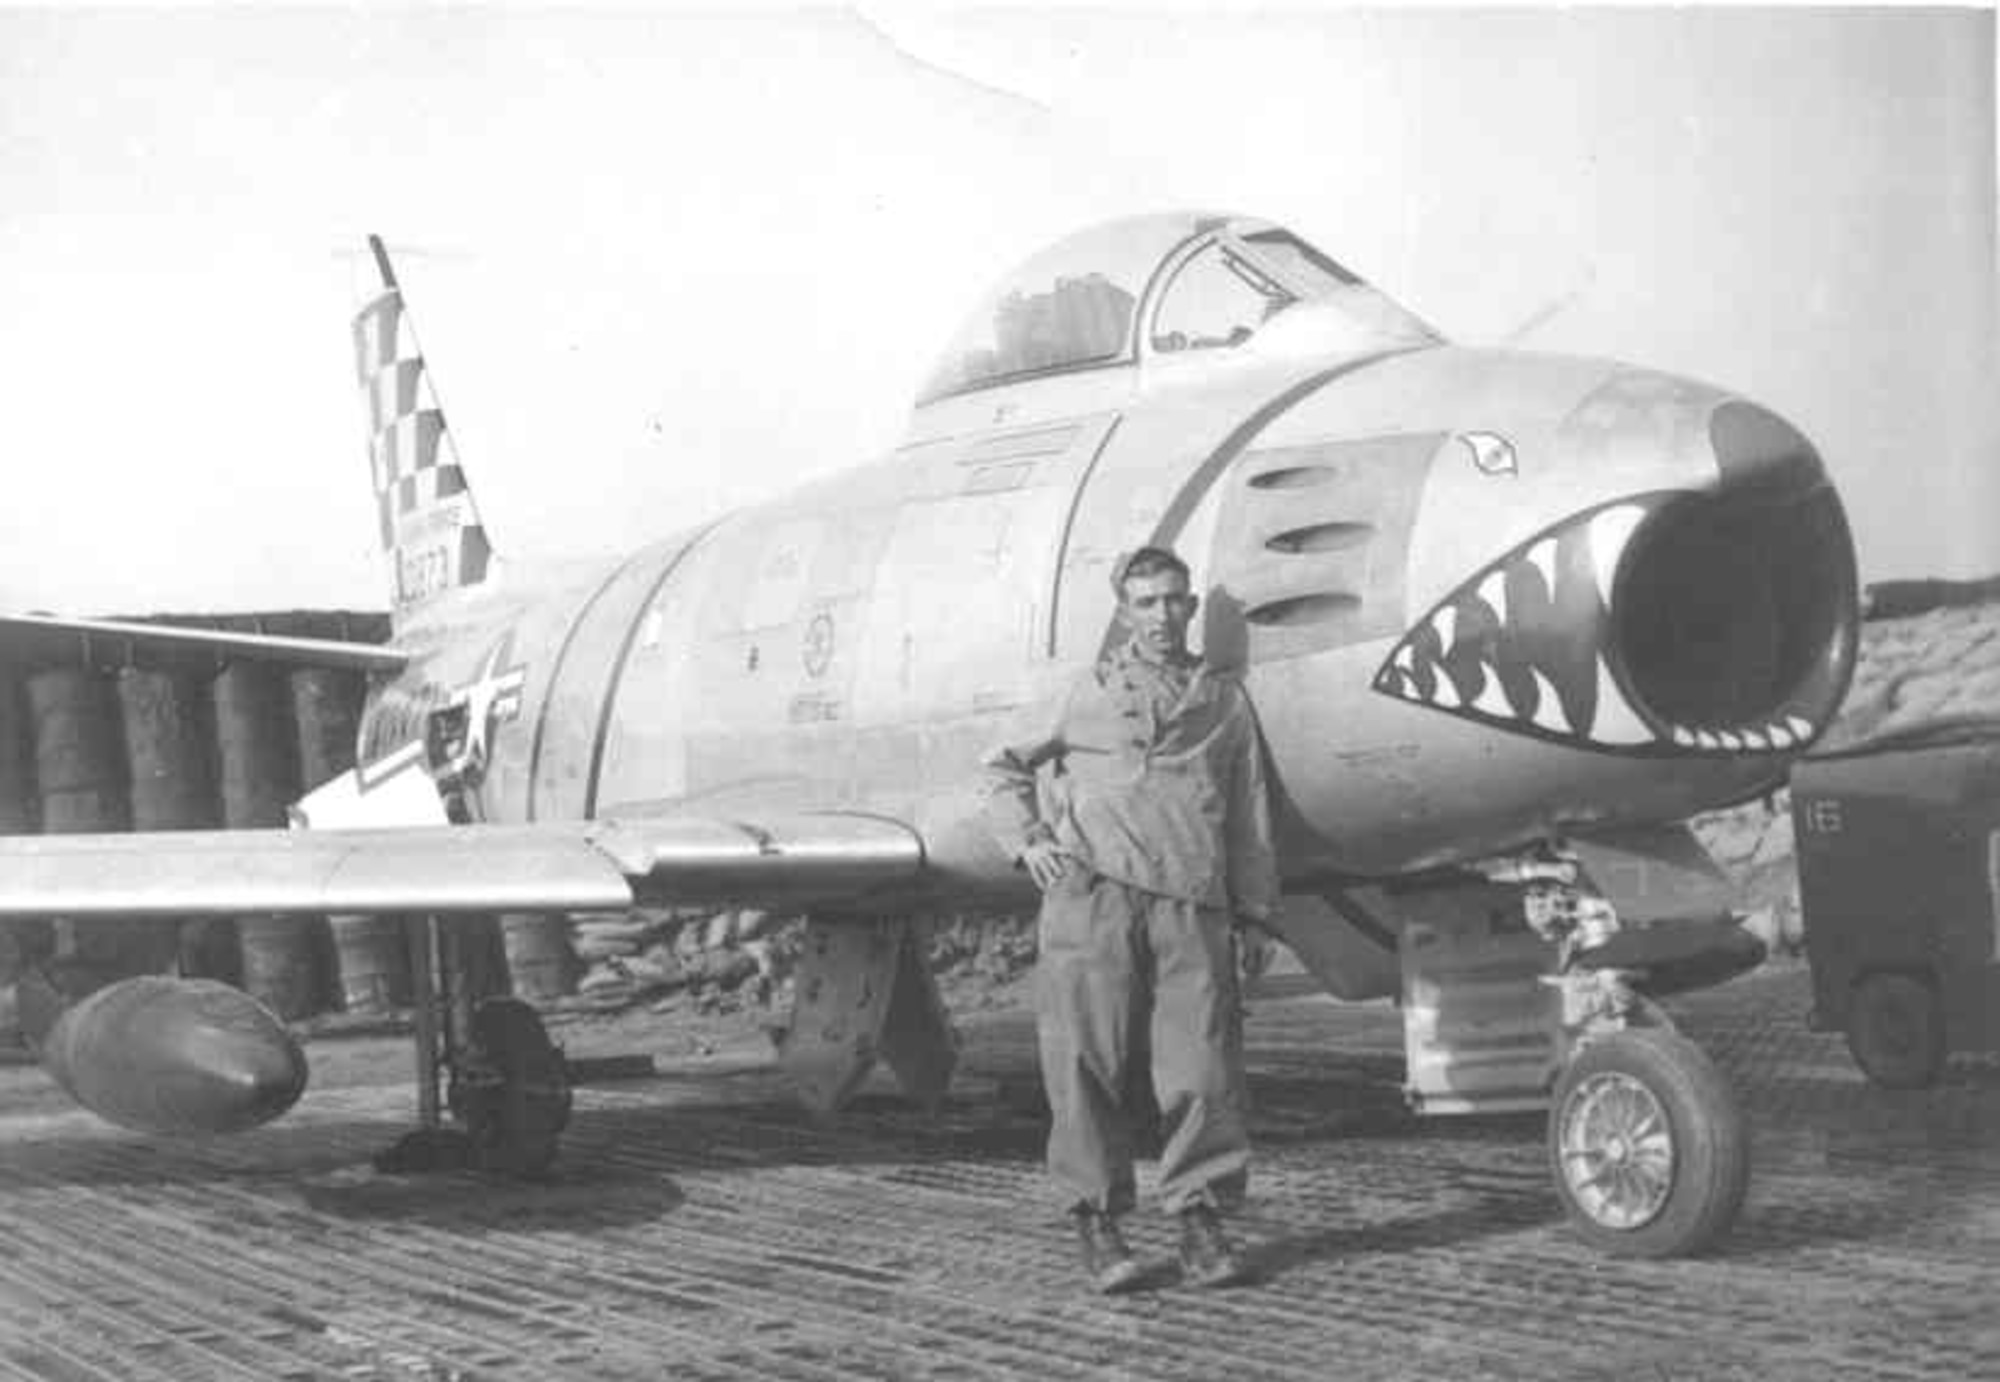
[0,213,1856,1258]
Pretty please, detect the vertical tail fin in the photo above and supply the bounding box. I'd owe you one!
[353,235,497,622]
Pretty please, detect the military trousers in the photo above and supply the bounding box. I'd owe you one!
[1034,870,1249,1217]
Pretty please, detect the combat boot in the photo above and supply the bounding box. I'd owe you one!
[1073,1207,1144,1295]
[1177,1204,1249,1288]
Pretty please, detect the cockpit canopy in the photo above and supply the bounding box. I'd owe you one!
[916,212,1437,406]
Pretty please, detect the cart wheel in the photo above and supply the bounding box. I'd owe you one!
[1549,1028,1749,1258]
[1844,971,1945,1089]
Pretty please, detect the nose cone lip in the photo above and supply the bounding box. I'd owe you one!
[1710,400,1816,490]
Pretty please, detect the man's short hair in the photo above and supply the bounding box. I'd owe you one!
[1112,546,1192,596]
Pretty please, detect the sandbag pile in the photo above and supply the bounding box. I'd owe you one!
[925,912,1038,1003]
[1824,601,2000,751]
[561,908,1043,1017]
[1692,796,1805,955]
[567,907,792,1012]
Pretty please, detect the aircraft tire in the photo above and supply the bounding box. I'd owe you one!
[1548,1028,1749,1259]
[1843,970,1946,1089]
[450,997,573,1178]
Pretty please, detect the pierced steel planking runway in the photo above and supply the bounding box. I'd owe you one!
[1,964,1996,1381]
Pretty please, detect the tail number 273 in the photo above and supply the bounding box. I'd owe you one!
[396,545,452,604]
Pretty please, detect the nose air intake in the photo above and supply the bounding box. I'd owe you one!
[1374,400,1858,757]
[1612,404,1857,748]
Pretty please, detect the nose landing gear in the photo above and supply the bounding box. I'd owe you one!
[1393,841,1752,1257]
[1550,1026,1749,1257]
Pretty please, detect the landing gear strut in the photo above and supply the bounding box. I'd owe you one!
[373,913,572,1177]
[1391,840,1752,1257]
[372,704,576,1176]
[1507,845,1751,1258]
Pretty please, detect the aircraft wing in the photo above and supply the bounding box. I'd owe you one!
[0,813,923,919]
[0,612,407,674]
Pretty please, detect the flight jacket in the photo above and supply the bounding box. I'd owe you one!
[981,639,1280,921]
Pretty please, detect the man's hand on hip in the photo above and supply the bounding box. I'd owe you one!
[1021,841,1073,892]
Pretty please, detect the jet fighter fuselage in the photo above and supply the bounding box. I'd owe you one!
[351,214,1858,937]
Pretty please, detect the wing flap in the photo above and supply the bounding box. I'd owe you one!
[0,812,922,919]
[593,813,925,906]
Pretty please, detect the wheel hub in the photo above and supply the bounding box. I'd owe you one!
[1558,1070,1675,1230]
[1876,998,1916,1055]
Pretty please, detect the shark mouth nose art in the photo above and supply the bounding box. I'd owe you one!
[1372,492,1834,755]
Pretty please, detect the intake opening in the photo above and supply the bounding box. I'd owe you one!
[1612,472,1855,730]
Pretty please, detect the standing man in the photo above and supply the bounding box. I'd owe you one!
[983,546,1280,1293]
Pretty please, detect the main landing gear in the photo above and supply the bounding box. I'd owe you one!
[375,703,575,1177]
[373,914,573,1178]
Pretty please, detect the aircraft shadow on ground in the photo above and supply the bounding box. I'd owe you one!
[551,1053,1426,1170]
[6,1031,1986,1259]
[1250,1195,1556,1278]
[0,1052,1442,1192]
[296,1161,688,1230]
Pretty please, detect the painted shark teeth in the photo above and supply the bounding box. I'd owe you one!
[1653,715,1814,754]
[1432,603,1458,653]
[1373,491,1820,757]
[1528,668,1569,735]
[1589,505,1646,608]
[1477,570,1509,628]
[1592,659,1653,744]
[1373,495,1665,750]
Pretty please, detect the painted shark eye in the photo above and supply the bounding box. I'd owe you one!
[1460,432,1517,477]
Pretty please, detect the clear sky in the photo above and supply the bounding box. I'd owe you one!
[0,6,1993,615]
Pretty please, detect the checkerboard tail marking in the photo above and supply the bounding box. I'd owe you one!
[354,235,496,619]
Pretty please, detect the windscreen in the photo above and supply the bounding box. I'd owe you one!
[917,227,1155,404]
[916,215,1437,405]
[1152,230,1436,359]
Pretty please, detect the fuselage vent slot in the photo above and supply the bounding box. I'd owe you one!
[1265,521,1375,555]
[1245,592,1363,627]
[1248,465,1340,491]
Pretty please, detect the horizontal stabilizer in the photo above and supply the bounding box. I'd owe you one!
[0,812,924,919]
[0,612,407,674]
